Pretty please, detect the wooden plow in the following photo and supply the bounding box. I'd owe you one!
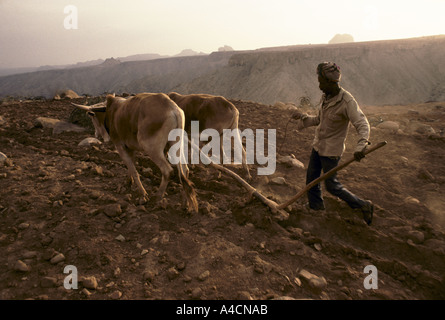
[190,141,387,221]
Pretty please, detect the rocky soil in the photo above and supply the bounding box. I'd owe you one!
[1,96,445,300]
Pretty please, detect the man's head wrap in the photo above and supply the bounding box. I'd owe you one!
[317,62,341,82]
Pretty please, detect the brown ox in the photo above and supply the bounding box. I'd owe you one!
[167,92,251,179]
[72,93,198,213]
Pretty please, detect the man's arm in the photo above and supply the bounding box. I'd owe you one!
[292,111,320,130]
[345,100,370,159]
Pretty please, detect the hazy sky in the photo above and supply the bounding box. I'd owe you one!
[0,0,444,68]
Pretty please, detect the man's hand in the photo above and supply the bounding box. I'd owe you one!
[291,111,307,120]
[354,142,371,161]
[354,150,365,161]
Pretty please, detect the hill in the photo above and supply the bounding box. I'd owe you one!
[175,36,445,106]
[0,52,234,99]
[0,36,445,106]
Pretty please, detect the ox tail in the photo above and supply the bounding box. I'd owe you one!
[173,106,199,213]
[178,166,198,213]
[229,108,242,151]
[228,106,251,179]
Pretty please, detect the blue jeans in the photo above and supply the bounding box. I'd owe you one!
[306,149,366,210]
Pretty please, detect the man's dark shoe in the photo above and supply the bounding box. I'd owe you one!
[361,200,374,225]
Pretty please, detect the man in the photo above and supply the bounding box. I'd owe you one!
[292,62,374,225]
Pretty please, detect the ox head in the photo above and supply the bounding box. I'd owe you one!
[71,100,111,142]
[167,92,182,102]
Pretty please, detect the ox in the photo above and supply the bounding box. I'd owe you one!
[167,92,251,179]
[72,93,198,213]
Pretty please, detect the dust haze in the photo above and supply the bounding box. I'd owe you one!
[1,0,444,68]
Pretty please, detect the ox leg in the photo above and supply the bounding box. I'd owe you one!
[149,153,173,201]
[235,129,252,180]
[220,135,231,165]
[241,144,251,180]
[221,133,251,180]
[115,144,148,198]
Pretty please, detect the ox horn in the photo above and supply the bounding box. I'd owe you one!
[90,102,107,112]
[71,102,106,112]
[71,102,91,111]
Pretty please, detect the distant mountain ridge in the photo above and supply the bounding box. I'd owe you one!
[0,51,235,99]
[175,35,445,106]
[1,36,445,106]
[0,49,201,77]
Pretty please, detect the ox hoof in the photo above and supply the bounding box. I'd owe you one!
[158,198,168,210]
[126,177,135,187]
[137,195,149,205]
